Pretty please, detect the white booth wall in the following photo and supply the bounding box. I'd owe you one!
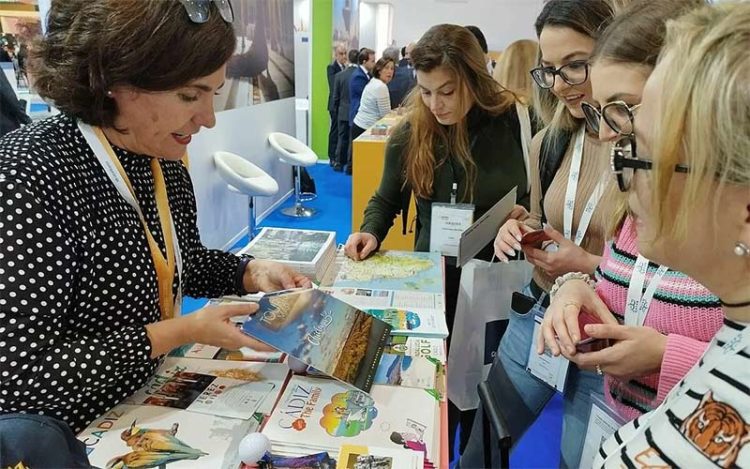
[389,0,543,51]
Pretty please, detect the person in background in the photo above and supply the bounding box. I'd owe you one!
[352,57,395,139]
[385,46,415,108]
[346,47,375,174]
[398,45,408,67]
[465,25,495,74]
[492,39,539,103]
[595,3,750,466]
[461,1,617,467]
[327,44,347,168]
[539,0,719,431]
[331,49,359,172]
[344,24,532,460]
[0,70,30,137]
[0,1,309,466]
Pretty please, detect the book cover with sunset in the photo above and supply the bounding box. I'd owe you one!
[241,288,391,392]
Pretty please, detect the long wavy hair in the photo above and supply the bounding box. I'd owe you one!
[399,24,517,201]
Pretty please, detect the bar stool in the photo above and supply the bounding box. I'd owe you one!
[267,132,318,218]
[214,151,278,240]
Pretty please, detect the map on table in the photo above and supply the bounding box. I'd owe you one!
[332,251,442,294]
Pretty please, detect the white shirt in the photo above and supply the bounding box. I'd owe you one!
[595,319,750,468]
[353,77,391,129]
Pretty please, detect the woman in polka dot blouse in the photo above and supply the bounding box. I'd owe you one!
[0,1,310,466]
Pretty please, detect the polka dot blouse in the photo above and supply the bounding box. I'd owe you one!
[0,114,247,434]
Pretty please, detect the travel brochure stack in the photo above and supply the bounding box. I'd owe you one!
[239,227,337,283]
[78,358,291,469]
[76,241,449,468]
[262,375,441,468]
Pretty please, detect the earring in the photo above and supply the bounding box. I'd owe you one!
[106,90,113,97]
[734,242,750,257]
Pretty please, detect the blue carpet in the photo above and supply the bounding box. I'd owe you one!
[183,162,562,467]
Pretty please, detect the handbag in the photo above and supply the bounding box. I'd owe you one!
[447,258,533,411]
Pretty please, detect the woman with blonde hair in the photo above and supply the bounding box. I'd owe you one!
[537,0,721,433]
[592,3,750,465]
[493,39,539,103]
[343,23,532,459]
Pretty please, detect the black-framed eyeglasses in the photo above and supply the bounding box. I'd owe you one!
[529,60,590,89]
[180,0,234,24]
[610,135,690,192]
[581,101,641,136]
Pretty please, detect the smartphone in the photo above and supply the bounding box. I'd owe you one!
[575,312,611,353]
[520,229,552,249]
[575,337,612,353]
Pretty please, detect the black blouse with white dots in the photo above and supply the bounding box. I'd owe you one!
[0,114,247,433]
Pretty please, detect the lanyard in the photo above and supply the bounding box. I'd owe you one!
[624,256,669,327]
[563,126,607,246]
[78,122,182,320]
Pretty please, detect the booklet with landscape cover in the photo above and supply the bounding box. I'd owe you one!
[78,403,259,469]
[241,288,392,393]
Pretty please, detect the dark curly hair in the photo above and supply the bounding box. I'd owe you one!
[29,0,236,128]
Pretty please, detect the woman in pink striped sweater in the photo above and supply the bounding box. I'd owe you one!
[538,0,723,423]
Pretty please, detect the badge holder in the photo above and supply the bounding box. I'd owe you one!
[578,394,626,469]
[526,312,570,393]
[429,184,474,257]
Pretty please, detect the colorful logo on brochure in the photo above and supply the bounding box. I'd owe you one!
[368,309,421,330]
[319,390,378,437]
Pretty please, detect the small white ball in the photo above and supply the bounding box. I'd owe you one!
[238,432,271,465]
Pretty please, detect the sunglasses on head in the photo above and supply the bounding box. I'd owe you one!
[180,0,233,24]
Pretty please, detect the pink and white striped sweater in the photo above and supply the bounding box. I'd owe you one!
[594,216,723,421]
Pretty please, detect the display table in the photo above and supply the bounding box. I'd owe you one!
[351,112,416,251]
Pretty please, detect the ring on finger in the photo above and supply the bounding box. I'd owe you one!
[595,364,603,376]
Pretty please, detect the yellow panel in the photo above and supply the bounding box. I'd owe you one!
[351,114,415,251]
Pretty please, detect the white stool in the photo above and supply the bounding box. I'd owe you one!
[214,151,279,239]
[268,132,318,218]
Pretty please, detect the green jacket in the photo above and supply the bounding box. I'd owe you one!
[360,105,530,259]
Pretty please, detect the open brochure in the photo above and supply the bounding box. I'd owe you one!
[124,357,289,419]
[241,288,392,393]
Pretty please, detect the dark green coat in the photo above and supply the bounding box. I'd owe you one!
[360,105,530,259]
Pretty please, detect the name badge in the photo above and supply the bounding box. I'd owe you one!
[527,313,570,392]
[579,395,626,469]
[430,202,474,257]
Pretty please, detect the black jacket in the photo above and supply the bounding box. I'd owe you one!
[333,66,356,123]
[387,65,416,108]
[0,71,30,138]
[327,60,344,112]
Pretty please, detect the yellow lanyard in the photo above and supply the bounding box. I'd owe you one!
[92,127,176,320]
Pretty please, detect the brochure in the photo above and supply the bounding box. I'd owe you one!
[241,288,391,393]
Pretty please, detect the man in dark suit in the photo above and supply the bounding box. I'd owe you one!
[347,48,375,174]
[331,49,359,172]
[326,44,347,166]
[386,45,416,108]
